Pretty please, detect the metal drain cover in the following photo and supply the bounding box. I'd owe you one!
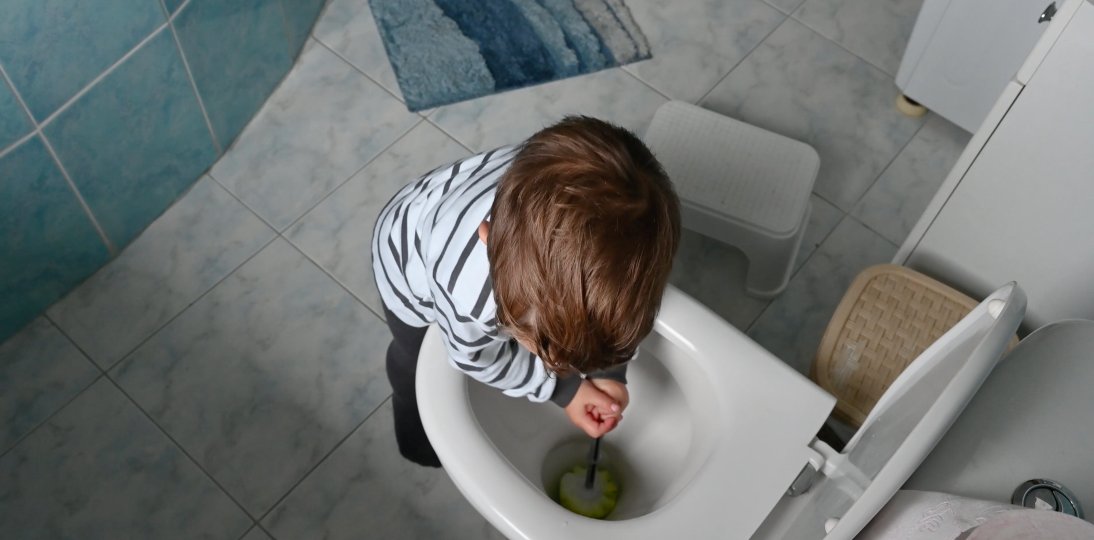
[1012,479,1083,518]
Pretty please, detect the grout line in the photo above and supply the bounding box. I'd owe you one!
[44,314,109,373]
[43,192,277,378]
[283,231,387,322]
[38,134,119,255]
[618,66,672,102]
[256,523,279,540]
[742,209,899,337]
[846,213,900,250]
[205,54,297,161]
[311,36,406,105]
[790,11,901,79]
[2,243,388,531]
[0,317,108,460]
[204,36,424,237]
[207,173,282,232]
[254,395,394,525]
[761,0,801,16]
[420,116,476,154]
[0,0,199,159]
[237,524,260,540]
[0,373,103,460]
[842,117,927,214]
[0,127,35,160]
[162,0,223,154]
[278,116,427,234]
[0,63,117,254]
[0,61,31,156]
[98,232,280,374]
[100,374,261,523]
[38,25,171,129]
[695,12,789,106]
[810,190,842,211]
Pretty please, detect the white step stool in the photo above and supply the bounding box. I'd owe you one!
[644,101,820,298]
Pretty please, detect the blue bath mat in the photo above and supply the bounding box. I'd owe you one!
[369,0,652,111]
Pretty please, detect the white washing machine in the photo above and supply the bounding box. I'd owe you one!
[896,0,1058,132]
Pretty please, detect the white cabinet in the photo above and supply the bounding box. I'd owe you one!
[897,0,1094,329]
[896,0,1057,132]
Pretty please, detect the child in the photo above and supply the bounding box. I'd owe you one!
[372,116,680,467]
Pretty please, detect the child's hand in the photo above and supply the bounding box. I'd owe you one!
[589,378,629,418]
[564,379,623,438]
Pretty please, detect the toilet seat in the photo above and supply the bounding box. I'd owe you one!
[418,286,835,539]
[416,283,1026,539]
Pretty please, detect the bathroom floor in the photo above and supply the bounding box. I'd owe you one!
[0,0,971,538]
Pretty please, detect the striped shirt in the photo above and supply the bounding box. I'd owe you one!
[373,146,586,404]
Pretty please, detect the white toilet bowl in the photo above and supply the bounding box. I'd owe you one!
[416,283,1025,539]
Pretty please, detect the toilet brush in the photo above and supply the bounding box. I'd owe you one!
[559,437,620,519]
[584,437,601,490]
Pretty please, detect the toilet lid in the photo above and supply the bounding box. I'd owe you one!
[753,283,1026,540]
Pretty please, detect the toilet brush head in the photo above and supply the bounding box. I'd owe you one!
[559,466,619,519]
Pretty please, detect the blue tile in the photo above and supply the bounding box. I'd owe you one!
[174,0,293,146]
[45,30,216,248]
[280,0,328,55]
[0,80,31,149]
[0,0,165,121]
[0,138,110,342]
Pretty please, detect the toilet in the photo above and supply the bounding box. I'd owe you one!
[416,283,1025,539]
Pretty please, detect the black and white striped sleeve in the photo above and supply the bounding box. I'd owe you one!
[434,317,563,403]
[426,230,566,403]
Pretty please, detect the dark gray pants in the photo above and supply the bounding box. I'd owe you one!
[383,306,441,467]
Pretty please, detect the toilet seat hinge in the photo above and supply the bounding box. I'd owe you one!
[786,442,828,496]
[787,438,871,497]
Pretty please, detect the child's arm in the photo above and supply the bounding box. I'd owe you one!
[437,325,561,403]
[437,327,625,435]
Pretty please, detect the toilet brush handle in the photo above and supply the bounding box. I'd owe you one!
[585,437,601,489]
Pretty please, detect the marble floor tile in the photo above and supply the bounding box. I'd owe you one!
[623,0,784,103]
[0,317,99,453]
[287,121,470,317]
[264,400,505,540]
[0,379,250,539]
[766,0,808,15]
[313,0,403,101]
[240,526,273,540]
[429,68,666,152]
[796,194,845,272]
[669,229,772,331]
[48,177,274,369]
[210,40,419,231]
[747,216,896,374]
[854,115,970,245]
[794,0,924,76]
[111,239,393,516]
[701,19,924,211]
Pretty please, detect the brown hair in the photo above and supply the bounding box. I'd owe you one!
[488,116,680,375]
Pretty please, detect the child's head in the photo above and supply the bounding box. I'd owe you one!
[487,116,680,375]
